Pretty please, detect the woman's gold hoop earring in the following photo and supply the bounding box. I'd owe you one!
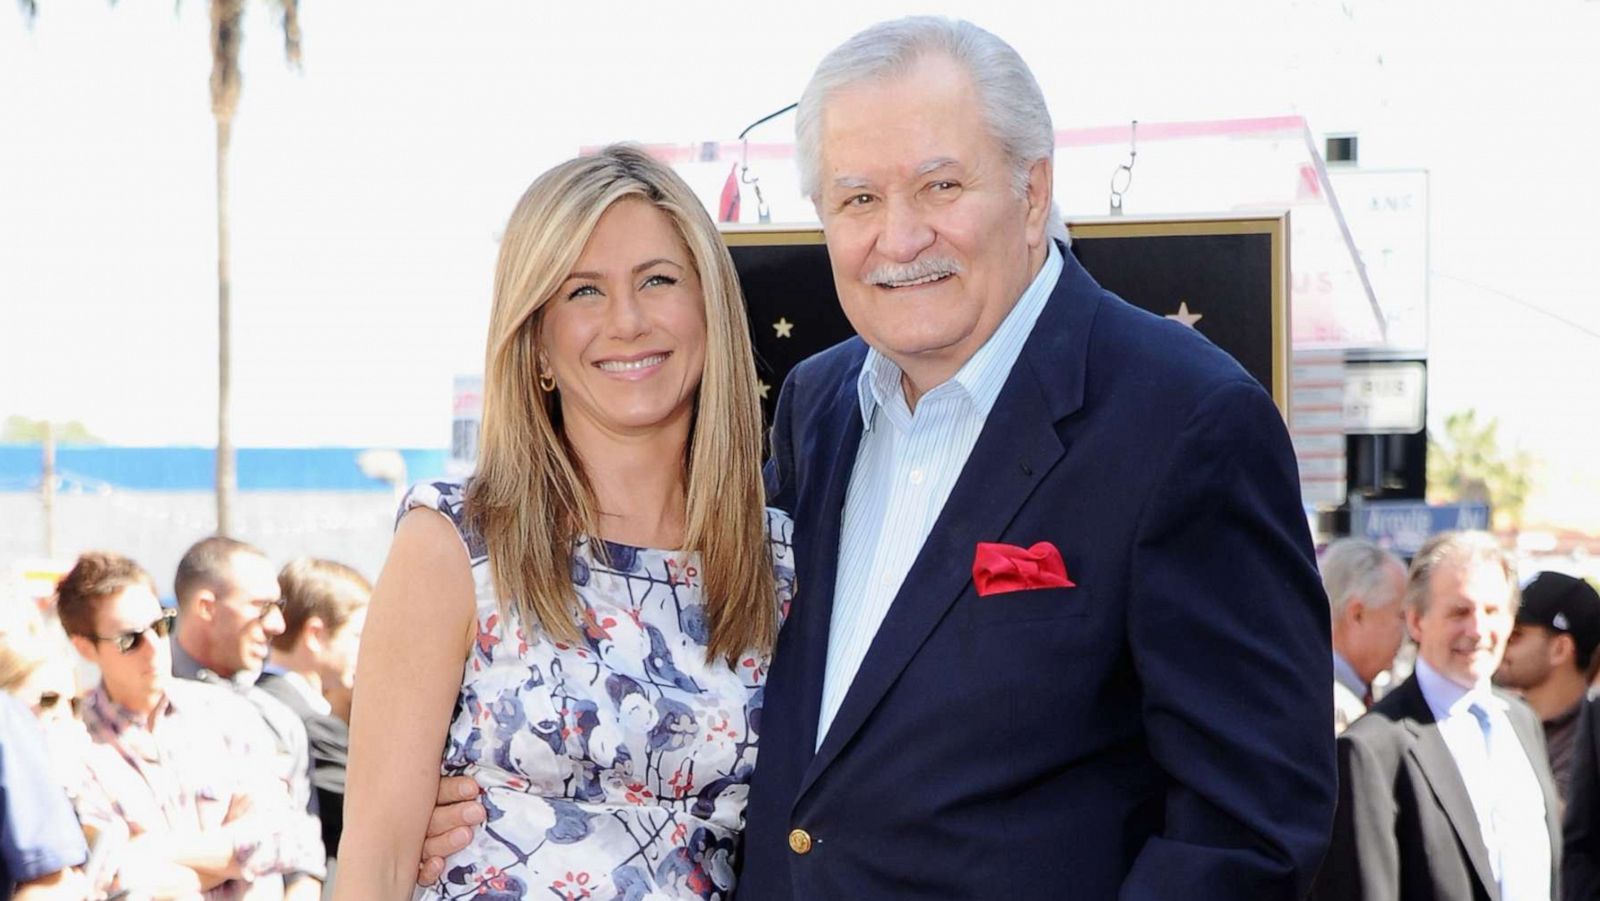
[538,370,556,393]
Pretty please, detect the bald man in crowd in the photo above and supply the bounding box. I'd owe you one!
[172,536,325,898]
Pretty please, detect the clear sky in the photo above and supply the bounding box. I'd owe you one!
[2,0,1597,526]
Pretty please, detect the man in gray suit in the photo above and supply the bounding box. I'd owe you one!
[1315,530,1560,901]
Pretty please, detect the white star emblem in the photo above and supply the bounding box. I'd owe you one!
[772,317,795,338]
[1165,301,1203,328]
[757,380,770,400]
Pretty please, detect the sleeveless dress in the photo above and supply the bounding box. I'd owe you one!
[403,481,794,901]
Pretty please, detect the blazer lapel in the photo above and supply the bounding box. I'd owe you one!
[1500,690,1562,877]
[798,249,1099,799]
[786,367,867,758]
[1396,680,1500,901]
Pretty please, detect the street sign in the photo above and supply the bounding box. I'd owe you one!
[1354,499,1492,556]
[1344,361,1426,434]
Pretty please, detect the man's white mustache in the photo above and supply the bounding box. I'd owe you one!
[865,257,963,287]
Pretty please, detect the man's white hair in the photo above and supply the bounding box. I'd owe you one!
[1321,538,1404,621]
[795,16,1069,245]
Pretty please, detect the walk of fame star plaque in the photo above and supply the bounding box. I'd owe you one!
[724,212,1289,430]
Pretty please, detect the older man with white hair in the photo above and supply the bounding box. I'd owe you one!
[733,18,1332,899]
[1324,538,1409,733]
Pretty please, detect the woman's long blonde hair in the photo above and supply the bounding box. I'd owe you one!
[466,144,776,664]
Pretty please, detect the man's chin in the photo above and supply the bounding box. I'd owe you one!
[1436,657,1491,688]
[1462,659,1503,685]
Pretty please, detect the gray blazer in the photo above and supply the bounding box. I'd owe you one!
[1313,674,1561,901]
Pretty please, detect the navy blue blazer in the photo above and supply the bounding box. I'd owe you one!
[740,248,1335,900]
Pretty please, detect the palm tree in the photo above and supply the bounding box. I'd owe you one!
[210,0,301,535]
[20,0,301,536]
[1427,408,1536,530]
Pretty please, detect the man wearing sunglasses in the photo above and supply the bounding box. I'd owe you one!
[172,537,290,685]
[58,550,324,898]
[171,536,326,900]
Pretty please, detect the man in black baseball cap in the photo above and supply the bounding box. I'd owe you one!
[1495,571,1600,803]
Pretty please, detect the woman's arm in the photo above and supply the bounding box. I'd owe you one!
[332,510,477,901]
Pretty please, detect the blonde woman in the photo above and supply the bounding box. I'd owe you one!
[334,145,793,901]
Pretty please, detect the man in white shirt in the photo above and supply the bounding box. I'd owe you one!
[1315,530,1561,901]
[171,537,326,899]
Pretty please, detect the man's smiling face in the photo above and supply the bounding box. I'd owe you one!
[815,52,1051,397]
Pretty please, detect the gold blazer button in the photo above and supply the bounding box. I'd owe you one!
[788,828,813,855]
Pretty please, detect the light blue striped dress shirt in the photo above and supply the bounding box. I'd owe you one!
[817,242,1064,747]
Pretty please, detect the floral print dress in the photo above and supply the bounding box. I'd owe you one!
[404,482,794,901]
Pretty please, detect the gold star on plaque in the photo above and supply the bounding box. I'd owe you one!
[772,317,795,338]
[1165,301,1203,328]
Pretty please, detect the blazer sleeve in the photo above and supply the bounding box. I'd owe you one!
[1119,378,1337,900]
[1565,697,1600,901]
[1313,730,1401,901]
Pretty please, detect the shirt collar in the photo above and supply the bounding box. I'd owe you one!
[1414,656,1505,722]
[84,682,175,735]
[1547,697,1584,730]
[1331,651,1368,699]
[276,669,333,717]
[170,628,258,690]
[857,240,1064,429]
[169,629,206,680]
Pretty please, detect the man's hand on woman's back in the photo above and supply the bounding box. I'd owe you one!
[416,776,484,886]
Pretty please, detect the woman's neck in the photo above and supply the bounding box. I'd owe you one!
[565,416,690,550]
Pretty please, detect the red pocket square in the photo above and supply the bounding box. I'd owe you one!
[972,541,1076,597]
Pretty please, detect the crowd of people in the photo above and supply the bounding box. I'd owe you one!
[6,530,1598,898]
[4,12,1600,901]
[1320,533,1600,900]
[0,538,369,898]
